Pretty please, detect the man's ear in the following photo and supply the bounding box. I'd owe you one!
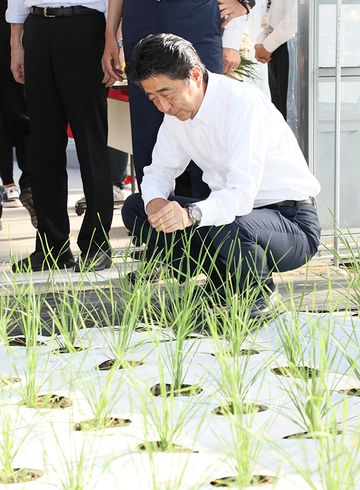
[191,66,203,86]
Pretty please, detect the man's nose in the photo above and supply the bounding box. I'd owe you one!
[157,97,172,114]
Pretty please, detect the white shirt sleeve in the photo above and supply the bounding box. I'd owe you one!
[196,98,272,227]
[255,11,270,45]
[222,16,247,51]
[6,0,30,23]
[141,120,191,212]
[263,1,298,53]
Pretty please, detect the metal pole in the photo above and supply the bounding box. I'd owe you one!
[333,0,342,265]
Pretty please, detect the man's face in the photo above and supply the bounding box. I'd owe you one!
[141,66,205,121]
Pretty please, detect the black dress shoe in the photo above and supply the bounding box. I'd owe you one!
[12,249,75,273]
[74,249,112,272]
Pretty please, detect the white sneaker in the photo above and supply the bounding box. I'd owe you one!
[113,185,124,207]
[3,185,22,208]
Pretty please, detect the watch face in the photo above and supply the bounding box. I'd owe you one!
[189,205,202,225]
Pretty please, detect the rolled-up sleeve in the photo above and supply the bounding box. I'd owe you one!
[6,0,29,23]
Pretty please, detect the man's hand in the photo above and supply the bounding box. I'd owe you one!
[10,24,25,84]
[218,0,248,27]
[255,43,272,63]
[223,48,241,75]
[102,33,124,87]
[147,198,192,233]
[10,43,25,84]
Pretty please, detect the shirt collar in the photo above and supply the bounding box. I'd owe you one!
[193,70,219,124]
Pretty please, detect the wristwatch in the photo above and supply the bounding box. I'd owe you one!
[185,204,202,227]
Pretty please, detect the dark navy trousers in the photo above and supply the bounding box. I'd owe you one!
[122,0,223,198]
[268,42,289,120]
[122,193,321,292]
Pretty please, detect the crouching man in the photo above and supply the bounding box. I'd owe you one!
[122,33,321,318]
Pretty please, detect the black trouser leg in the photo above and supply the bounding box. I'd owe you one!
[24,17,69,253]
[122,193,321,293]
[0,82,31,188]
[15,135,31,191]
[0,126,14,185]
[108,148,128,188]
[268,42,289,120]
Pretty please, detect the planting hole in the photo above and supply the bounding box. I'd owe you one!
[8,336,47,347]
[97,359,144,370]
[212,402,268,416]
[210,475,277,487]
[52,346,85,354]
[23,394,72,409]
[74,417,132,431]
[271,366,320,379]
[0,376,21,387]
[138,441,198,453]
[0,468,43,484]
[150,383,203,397]
[283,429,342,440]
[339,388,360,397]
[134,324,161,333]
[211,349,260,357]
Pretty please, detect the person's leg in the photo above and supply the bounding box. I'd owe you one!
[53,13,113,255]
[108,148,128,189]
[0,125,15,187]
[201,204,320,295]
[268,42,289,120]
[23,15,70,254]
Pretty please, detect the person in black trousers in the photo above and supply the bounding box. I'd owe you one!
[8,1,113,272]
[103,0,255,199]
[0,0,36,225]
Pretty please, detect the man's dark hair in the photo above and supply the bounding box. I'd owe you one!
[126,33,207,85]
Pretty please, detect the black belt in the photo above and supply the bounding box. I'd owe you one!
[30,6,98,17]
[262,198,316,210]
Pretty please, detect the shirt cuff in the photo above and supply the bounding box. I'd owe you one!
[196,198,233,228]
[142,189,169,214]
[255,32,267,45]
[263,34,282,54]
[5,9,29,23]
[222,16,247,51]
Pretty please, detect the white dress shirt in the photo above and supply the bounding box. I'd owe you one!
[256,0,297,53]
[141,71,321,228]
[6,0,106,23]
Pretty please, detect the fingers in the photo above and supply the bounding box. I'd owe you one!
[148,202,186,233]
[102,72,117,87]
[224,62,237,75]
[11,64,25,84]
[223,59,238,74]
[102,51,123,82]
